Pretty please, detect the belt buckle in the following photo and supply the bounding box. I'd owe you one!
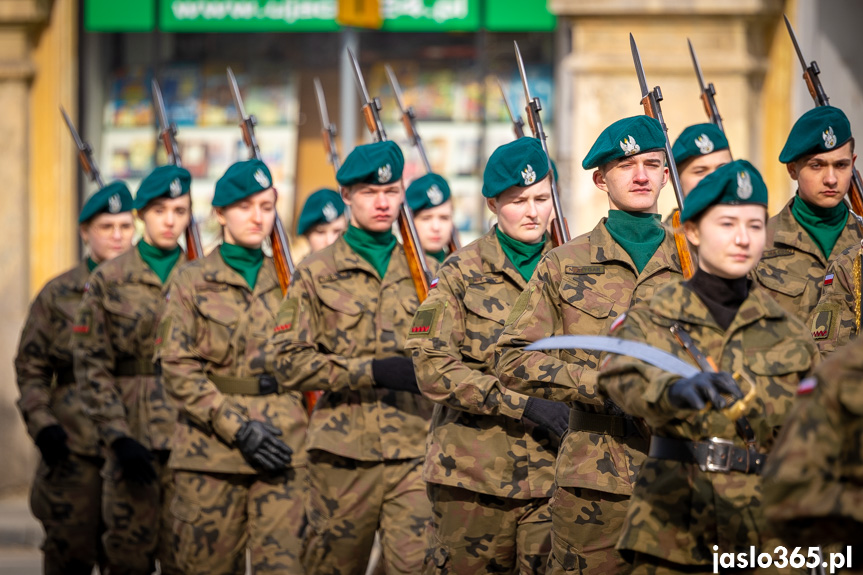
[258,374,278,396]
[702,437,734,473]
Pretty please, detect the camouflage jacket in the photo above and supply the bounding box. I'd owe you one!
[155,249,308,474]
[755,196,862,324]
[495,219,683,493]
[599,280,819,565]
[808,242,862,354]
[406,228,556,499]
[15,261,100,456]
[73,247,183,451]
[762,335,863,547]
[268,236,434,462]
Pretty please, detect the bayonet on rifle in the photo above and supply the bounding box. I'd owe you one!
[314,77,341,174]
[630,34,695,280]
[61,106,105,188]
[687,39,725,133]
[347,49,431,301]
[227,67,263,162]
[151,79,204,260]
[514,41,570,246]
[496,76,525,140]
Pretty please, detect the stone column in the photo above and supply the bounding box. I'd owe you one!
[549,0,785,231]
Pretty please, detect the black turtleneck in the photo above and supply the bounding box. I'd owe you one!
[684,268,750,331]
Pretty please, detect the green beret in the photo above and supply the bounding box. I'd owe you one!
[672,123,730,166]
[297,188,345,235]
[213,159,273,207]
[336,141,404,187]
[680,159,768,223]
[779,106,852,163]
[134,165,191,211]
[482,138,550,198]
[406,173,451,213]
[78,181,134,223]
[582,115,666,170]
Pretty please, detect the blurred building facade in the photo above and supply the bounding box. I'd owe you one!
[1,0,861,490]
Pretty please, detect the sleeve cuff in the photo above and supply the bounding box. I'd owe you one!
[212,399,248,444]
[100,420,133,448]
[347,357,375,390]
[26,410,60,442]
[499,388,529,420]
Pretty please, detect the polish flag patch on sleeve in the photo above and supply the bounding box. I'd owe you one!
[430,277,439,290]
[609,313,627,333]
[796,377,818,396]
[824,273,834,286]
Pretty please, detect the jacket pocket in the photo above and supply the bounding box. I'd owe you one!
[195,296,238,365]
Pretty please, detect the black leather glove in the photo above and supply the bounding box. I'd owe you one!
[35,425,70,469]
[371,357,420,394]
[111,437,157,485]
[522,398,570,438]
[235,420,293,472]
[666,371,743,411]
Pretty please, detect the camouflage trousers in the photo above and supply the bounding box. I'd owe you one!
[29,452,105,575]
[171,467,306,575]
[547,486,632,575]
[101,449,179,575]
[424,482,552,574]
[303,450,430,575]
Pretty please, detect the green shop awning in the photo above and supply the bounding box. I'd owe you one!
[85,0,556,33]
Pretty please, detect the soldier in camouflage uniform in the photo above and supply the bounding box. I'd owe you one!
[807,242,862,354]
[156,159,307,575]
[407,138,565,574]
[755,106,861,323]
[406,172,455,263]
[599,161,820,573]
[267,140,434,575]
[73,166,194,575]
[495,116,684,574]
[15,182,135,575]
[673,123,732,199]
[297,187,347,259]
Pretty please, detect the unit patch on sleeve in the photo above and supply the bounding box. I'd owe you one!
[809,302,839,340]
[408,303,442,338]
[274,298,299,334]
[72,309,93,336]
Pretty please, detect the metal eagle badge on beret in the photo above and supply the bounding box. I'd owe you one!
[108,193,122,213]
[823,126,837,149]
[169,178,182,198]
[695,134,714,154]
[322,201,338,222]
[736,170,753,200]
[427,184,444,206]
[620,135,640,157]
[254,168,270,189]
[377,164,392,184]
[521,165,537,185]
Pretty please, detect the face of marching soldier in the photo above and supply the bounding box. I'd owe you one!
[215,188,277,249]
[679,149,733,198]
[139,195,192,250]
[80,212,135,264]
[414,201,454,254]
[342,181,404,233]
[306,215,347,253]
[593,150,668,213]
[487,175,553,244]
[788,140,857,209]
[684,204,767,279]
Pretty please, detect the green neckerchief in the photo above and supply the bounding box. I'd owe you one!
[427,249,447,263]
[138,241,181,284]
[219,242,264,290]
[87,257,98,272]
[791,194,848,258]
[495,226,546,282]
[343,225,397,278]
[604,210,665,274]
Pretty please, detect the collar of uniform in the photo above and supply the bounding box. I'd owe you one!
[74,258,93,289]
[202,247,278,294]
[770,196,861,265]
[135,241,188,287]
[332,235,409,286]
[589,217,680,277]
[93,247,163,288]
[480,225,552,288]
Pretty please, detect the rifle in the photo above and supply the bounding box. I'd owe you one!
[347,49,431,301]
[687,40,725,133]
[151,79,204,260]
[514,42,570,247]
[496,76,526,140]
[784,15,863,230]
[313,77,341,175]
[629,34,696,280]
[61,107,105,188]
[384,64,461,253]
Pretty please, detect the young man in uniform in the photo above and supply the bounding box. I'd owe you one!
[73,165,193,575]
[407,138,565,573]
[406,172,455,263]
[297,187,347,258]
[755,105,860,323]
[267,140,434,575]
[16,182,134,575]
[673,123,732,198]
[495,115,685,574]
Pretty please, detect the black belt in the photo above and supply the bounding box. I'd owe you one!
[649,435,766,475]
[568,410,641,438]
[114,357,156,377]
[209,373,279,396]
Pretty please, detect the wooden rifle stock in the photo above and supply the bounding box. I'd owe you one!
[399,206,430,301]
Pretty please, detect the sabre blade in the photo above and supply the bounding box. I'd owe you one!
[630,34,650,99]
[226,67,246,120]
[784,15,809,72]
[687,39,707,93]
[514,41,532,107]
